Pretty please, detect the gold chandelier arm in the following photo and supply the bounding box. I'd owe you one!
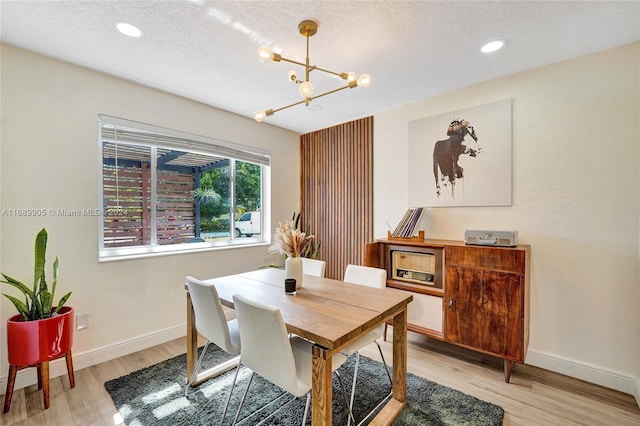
[310,66,349,80]
[305,31,311,82]
[277,56,307,68]
[262,80,358,119]
[278,56,349,80]
[270,99,307,114]
[309,81,358,101]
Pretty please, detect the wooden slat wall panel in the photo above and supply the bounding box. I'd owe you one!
[300,116,373,280]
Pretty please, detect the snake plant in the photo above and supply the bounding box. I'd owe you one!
[1,228,72,321]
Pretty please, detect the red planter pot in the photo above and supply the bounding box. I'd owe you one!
[7,306,74,366]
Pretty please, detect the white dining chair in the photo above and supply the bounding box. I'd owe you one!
[223,294,354,426]
[301,257,326,277]
[184,276,241,413]
[342,264,392,426]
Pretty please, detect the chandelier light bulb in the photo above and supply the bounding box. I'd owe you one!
[357,74,371,88]
[347,72,356,82]
[299,81,314,99]
[257,45,274,63]
[254,110,267,122]
[288,70,298,82]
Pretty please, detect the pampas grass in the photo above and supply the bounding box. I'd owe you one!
[268,222,314,258]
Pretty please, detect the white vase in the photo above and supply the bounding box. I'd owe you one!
[285,256,303,290]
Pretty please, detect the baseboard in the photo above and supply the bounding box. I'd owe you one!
[526,349,639,403]
[0,323,186,393]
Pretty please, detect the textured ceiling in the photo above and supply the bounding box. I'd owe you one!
[1,1,638,134]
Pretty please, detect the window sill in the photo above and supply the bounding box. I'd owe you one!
[98,239,269,262]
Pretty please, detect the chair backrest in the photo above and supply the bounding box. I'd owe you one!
[301,257,326,278]
[343,264,387,289]
[233,294,300,394]
[186,276,240,354]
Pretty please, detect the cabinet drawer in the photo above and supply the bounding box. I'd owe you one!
[445,245,526,274]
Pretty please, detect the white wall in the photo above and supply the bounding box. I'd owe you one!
[2,41,639,400]
[0,44,300,388]
[374,42,640,396]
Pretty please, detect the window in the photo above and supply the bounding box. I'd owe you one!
[99,115,270,260]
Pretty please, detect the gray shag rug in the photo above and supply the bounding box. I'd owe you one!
[105,345,504,425]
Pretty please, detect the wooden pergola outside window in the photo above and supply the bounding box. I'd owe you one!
[102,143,231,247]
[98,115,270,259]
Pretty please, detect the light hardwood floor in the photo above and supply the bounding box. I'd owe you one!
[2,332,640,425]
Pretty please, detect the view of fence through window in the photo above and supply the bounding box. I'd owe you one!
[99,116,267,258]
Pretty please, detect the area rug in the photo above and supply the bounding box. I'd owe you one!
[105,346,504,425]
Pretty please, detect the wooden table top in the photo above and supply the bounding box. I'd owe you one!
[206,268,412,352]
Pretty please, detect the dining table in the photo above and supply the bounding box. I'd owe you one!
[185,267,413,426]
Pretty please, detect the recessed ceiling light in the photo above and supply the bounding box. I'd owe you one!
[116,22,143,38]
[481,40,505,53]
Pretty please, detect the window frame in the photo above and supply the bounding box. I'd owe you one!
[98,115,271,261]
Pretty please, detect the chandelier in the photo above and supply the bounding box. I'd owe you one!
[254,20,371,122]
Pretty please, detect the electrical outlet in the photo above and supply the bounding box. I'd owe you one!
[76,313,89,330]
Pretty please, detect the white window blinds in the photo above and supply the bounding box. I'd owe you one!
[99,115,270,166]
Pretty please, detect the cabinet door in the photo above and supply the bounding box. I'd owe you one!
[445,265,523,360]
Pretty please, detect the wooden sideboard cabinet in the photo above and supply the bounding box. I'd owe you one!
[365,238,530,382]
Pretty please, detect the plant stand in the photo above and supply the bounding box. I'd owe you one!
[3,352,75,413]
[3,307,75,413]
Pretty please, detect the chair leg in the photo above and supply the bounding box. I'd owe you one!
[228,370,348,426]
[185,341,210,397]
[301,392,311,426]
[65,351,76,388]
[348,341,393,426]
[347,352,361,426]
[231,374,296,426]
[375,340,393,388]
[3,365,18,413]
[220,357,242,425]
[334,371,356,425]
[232,371,255,425]
[252,394,297,426]
[41,361,50,409]
[383,323,388,341]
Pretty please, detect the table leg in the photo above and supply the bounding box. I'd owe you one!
[391,308,408,403]
[370,307,408,425]
[311,345,332,426]
[186,293,198,384]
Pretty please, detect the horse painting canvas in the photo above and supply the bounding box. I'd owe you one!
[432,119,479,198]
[408,100,512,207]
